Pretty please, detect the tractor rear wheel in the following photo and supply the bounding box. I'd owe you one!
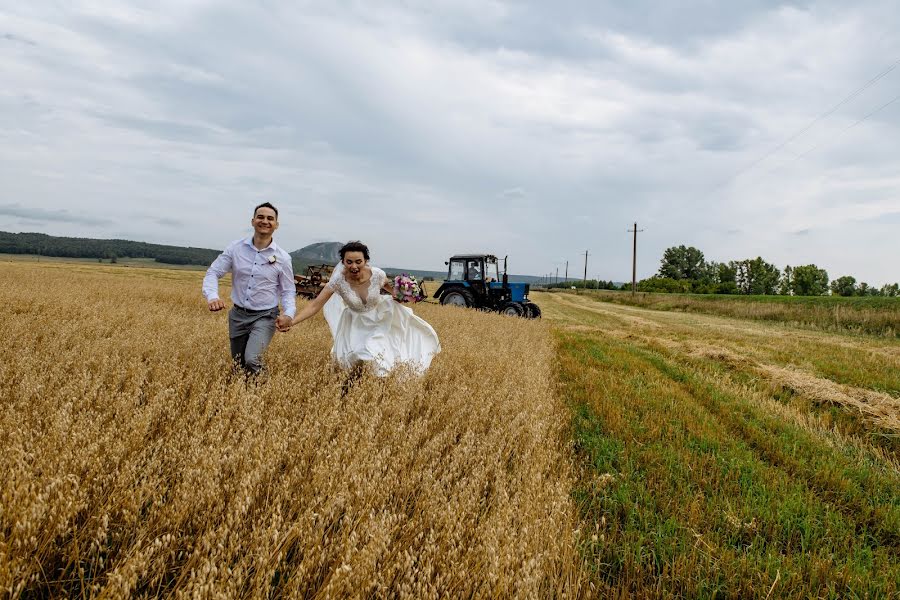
[500,302,524,317]
[524,302,542,319]
[441,288,474,308]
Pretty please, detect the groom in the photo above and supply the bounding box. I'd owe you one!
[202,202,296,376]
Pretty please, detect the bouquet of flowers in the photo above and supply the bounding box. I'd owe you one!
[393,273,426,303]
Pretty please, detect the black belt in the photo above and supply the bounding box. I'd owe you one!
[233,304,276,314]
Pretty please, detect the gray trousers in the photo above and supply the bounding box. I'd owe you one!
[228,306,278,375]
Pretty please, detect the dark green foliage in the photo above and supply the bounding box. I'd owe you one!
[831,275,858,297]
[658,245,707,280]
[547,279,620,290]
[644,246,893,298]
[732,257,780,295]
[782,264,829,296]
[0,231,221,266]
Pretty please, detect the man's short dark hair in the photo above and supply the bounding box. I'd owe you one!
[254,202,278,218]
[339,240,370,260]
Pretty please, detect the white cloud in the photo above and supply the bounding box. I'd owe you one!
[0,1,898,284]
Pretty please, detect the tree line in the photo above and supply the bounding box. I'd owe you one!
[546,245,898,297]
[551,279,620,290]
[647,245,898,296]
[0,231,221,266]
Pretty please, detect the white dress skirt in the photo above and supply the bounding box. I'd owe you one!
[322,266,440,376]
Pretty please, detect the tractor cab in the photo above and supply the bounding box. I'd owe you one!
[449,255,499,294]
[435,254,541,319]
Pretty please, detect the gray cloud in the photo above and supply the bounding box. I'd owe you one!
[1,1,899,284]
[0,203,113,226]
[152,217,182,227]
[2,32,37,45]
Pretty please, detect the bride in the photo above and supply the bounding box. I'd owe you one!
[288,241,441,376]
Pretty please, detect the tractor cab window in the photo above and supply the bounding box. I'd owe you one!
[485,261,500,283]
[449,260,465,280]
[467,260,483,280]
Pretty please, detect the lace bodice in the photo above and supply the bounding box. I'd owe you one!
[327,266,387,312]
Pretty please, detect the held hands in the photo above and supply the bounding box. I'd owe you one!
[206,299,293,332]
[275,314,293,333]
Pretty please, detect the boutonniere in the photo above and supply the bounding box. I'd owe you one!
[267,255,277,265]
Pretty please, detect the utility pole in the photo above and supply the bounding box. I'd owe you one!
[583,250,589,288]
[627,222,644,296]
[565,260,568,282]
[555,267,559,284]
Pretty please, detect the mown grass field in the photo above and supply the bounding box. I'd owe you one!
[2,262,898,598]
[541,292,899,598]
[552,289,900,337]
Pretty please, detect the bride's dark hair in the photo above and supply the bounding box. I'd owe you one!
[339,240,369,260]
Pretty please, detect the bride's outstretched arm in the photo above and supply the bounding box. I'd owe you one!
[291,286,335,325]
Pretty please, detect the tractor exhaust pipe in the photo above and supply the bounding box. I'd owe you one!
[502,255,508,286]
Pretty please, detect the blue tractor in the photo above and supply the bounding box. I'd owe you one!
[433,254,541,318]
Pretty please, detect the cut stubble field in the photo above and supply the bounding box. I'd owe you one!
[1,262,898,598]
[557,288,900,338]
[544,292,899,598]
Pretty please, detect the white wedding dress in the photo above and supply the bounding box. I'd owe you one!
[322,264,441,376]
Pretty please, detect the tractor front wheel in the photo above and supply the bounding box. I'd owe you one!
[441,288,474,308]
[500,302,524,317]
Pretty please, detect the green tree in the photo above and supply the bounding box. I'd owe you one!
[778,265,793,295]
[791,264,829,296]
[733,257,780,295]
[830,275,857,297]
[713,262,739,294]
[880,283,899,297]
[658,245,707,280]
[716,262,737,283]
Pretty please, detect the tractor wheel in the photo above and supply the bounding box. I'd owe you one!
[500,302,524,317]
[441,288,474,308]
[524,302,542,319]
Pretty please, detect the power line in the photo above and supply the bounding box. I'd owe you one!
[732,88,900,187]
[709,56,900,193]
[794,90,900,161]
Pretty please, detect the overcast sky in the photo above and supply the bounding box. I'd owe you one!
[2,1,898,284]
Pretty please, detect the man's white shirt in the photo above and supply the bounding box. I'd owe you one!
[202,237,296,318]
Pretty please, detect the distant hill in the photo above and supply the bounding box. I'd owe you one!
[1,233,543,282]
[290,241,343,265]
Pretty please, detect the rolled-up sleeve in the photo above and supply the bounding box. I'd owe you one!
[278,256,296,318]
[202,246,233,302]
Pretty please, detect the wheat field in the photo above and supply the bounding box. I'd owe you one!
[0,262,584,598]
[6,261,898,598]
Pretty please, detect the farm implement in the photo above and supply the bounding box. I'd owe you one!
[294,264,334,299]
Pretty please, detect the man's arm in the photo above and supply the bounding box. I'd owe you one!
[275,256,296,331]
[202,246,234,311]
